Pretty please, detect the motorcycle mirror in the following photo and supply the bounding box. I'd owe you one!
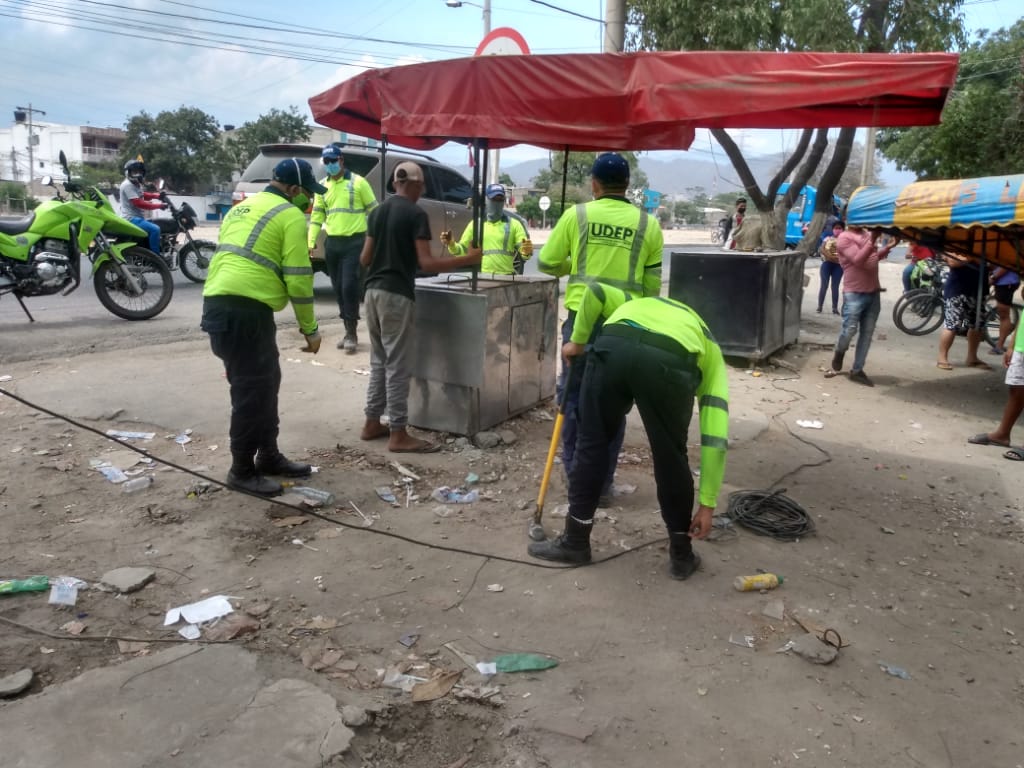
[156,179,165,191]
[58,150,70,176]
[41,175,53,187]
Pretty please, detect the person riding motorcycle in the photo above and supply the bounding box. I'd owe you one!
[119,159,165,255]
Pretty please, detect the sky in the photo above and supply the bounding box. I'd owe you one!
[2,0,1021,184]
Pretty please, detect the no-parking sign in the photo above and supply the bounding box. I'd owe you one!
[474,27,531,57]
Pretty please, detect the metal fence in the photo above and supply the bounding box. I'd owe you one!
[0,195,33,215]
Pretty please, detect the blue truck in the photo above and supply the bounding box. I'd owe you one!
[777,183,843,248]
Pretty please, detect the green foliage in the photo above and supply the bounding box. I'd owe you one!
[225,107,312,172]
[0,180,38,210]
[498,172,515,187]
[673,198,703,225]
[515,190,587,223]
[67,160,121,192]
[877,20,1024,179]
[121,106,233,194]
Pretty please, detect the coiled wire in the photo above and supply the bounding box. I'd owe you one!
[725,488,814,540]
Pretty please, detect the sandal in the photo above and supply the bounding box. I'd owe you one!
[1004,447,1024,462]
[936,361,954,371]
[967,361,993,371]
[967,433,1009,447]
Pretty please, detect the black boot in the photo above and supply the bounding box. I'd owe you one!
[528,516,593,564]
[254,448,311,478]
[668,532,701,580]
[227,454,282,496]
[341,319,358,355]
[830,350,845,373]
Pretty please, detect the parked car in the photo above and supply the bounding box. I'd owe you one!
[232,143,474,266]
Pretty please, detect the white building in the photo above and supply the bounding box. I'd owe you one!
[0,117,125,195]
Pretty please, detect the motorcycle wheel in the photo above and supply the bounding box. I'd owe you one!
[179,239,216,283]
[93,246,174,320]
[893,289,943,336]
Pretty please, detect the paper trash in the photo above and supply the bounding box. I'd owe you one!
[106,430,156,440]
[164,595,234,626]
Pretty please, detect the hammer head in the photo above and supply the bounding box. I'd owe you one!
[528,522,547,541]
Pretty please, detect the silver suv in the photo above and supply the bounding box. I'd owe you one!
[232,143,474,261]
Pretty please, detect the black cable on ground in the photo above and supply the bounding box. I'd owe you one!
[0,386,666,570]
[725,488,815,541]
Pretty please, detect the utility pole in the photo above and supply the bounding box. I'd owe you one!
[604,0,625,52]
[860,128,876,187]
[14,104,46,193]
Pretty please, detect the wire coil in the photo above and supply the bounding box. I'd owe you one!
[725,488,814,540]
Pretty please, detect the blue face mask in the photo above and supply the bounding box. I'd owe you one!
[324,162,341,176]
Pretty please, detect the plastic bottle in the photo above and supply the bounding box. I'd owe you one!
[733,573,783,592]
[122,476,154,494]
[292,486,336,506]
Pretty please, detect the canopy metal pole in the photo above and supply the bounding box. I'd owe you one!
[558,146,570,217]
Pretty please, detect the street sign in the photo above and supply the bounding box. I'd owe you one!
[538,195,551,211]
[474,27,531,56]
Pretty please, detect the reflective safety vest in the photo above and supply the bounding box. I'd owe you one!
[308,172,377,246]
[204,188,318,335]
[449,215,529,274]
[538,197,663,311]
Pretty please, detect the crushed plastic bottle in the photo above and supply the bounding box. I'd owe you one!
[0,575,50,595]
[292,486,336,506]
[122,476,154,494]
[430,486,479,504]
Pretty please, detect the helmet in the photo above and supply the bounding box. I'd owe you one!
[321,145,342,163]
[124,159,146,182]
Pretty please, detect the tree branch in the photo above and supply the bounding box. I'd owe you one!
[710,128,763,209]
[767,128,812,200]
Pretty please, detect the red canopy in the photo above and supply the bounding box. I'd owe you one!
[308,51,959,152]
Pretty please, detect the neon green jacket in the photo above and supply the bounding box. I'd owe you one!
[307,172,377,246]
[538,196,663,310]
[204,187,318,335]
[573,281,729,507]
[448,216,529,274]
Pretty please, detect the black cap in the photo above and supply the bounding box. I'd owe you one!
[590,152,630,185]
[272,158,327,195]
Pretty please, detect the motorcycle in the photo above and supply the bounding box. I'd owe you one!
[147,181,215,283]
[0,150,173,322]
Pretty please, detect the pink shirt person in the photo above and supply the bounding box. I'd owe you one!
[836,228,892,293]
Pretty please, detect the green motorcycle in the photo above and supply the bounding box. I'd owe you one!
[0,151,173,322]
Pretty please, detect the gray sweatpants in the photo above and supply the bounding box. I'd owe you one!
[363,288,416,429]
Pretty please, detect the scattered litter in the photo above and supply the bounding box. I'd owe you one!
[121,476,154,494]
[880,526,896,535]
[178,624,201,641]
[105,430,155,441]
[0,375,12,382]
[734,573,783,592]
[879,662,911,680]
[97,465,129,484]
[174,433,192,446]
[476,662,497,675]
[526,407,554,422]
[271,516,308,528]
[116,640,151,654]
[315,527,343,540]
[761,599,786,621]
[204,612,260,641]
[49,576,87,606]
[796,419,824,430]
[613,483,636,496]
[292,486,335,507]
[494,653,558,673]
[412,670,462,702]
[349,501,373,527]
[443,642,479,670]
[391,461,421,481]
[352,368,370,376]
[291,538,319,552]
[486,583,504,593]
[464,472,480,485]
[789,633,839,664]
[551,503,569,518]
[292,615,340,631]
[39,647,55,655]
[103,450,146,470]
[454,684,504,706]
[381,666,428,693]
[697,686,708,696]
[430,486,479,504]
[0,575,50,595]
[186,480,215,498]
[164,595,234,627]
[399,632,420,648]
[311,360,326,367]
[728,634,756,649]
[60,620,86,635]
[375,486,398,504]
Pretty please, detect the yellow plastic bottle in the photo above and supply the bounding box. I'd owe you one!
[733,573,783,592]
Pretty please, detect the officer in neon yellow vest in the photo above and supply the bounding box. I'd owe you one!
[528,281,729,580]
[202,158,325,497]
[538,153,664,505]
[441,183,531,274]
[308,145,378,354]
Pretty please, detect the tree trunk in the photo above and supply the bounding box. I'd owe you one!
[798,126,856,252]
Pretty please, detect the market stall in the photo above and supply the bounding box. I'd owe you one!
[309,50,960,429]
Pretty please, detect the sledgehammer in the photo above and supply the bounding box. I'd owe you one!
[529,361,577,541]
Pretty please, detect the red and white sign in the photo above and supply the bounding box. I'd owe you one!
[474,27,531,57]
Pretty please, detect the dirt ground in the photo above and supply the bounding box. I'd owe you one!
[1,251,1023,767]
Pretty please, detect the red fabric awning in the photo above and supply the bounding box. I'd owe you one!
[308,51,959,152]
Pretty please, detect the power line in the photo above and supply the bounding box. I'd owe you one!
[526,0,603,24]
